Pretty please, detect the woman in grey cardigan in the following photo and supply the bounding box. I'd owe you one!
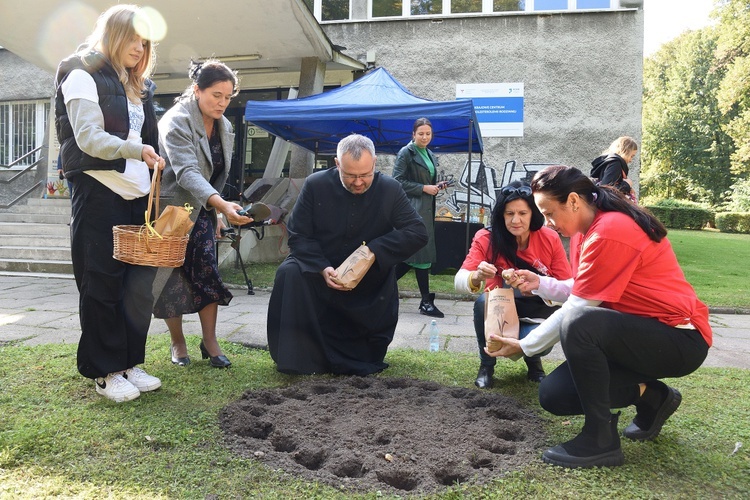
[153,60,252,368]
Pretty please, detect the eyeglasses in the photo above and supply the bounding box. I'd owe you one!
[340,169,375,181]
[500,185,533,197]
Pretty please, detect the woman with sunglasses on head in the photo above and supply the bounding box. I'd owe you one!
[486,166,711,469]
[152,59,252,368]
[455,180,572,389]
[393,117,447,317]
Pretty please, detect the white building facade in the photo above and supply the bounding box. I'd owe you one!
[0,0,644,206]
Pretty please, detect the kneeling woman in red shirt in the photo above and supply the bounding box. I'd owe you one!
[488,165,711,469]
[454,181,571,389]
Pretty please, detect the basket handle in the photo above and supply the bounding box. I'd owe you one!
[146,165,162,222]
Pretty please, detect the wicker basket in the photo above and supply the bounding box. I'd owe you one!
[112,167,189,268]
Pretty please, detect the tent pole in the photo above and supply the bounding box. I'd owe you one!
[239,118,246,203]
[465,120,474,254]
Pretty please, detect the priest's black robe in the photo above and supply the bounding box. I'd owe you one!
[267,168,428,375]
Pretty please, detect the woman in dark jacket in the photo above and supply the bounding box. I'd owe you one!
[54,4,165,402]
[590,136,638,202]
[393,117,446,318]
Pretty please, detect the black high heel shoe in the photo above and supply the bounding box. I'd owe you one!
[170,345,190,366]
[199,342,231,368]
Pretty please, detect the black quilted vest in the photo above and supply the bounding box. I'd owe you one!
[54,51,158,177]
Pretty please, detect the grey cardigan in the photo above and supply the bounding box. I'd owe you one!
[157,98,235,222]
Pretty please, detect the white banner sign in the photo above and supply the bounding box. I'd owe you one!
[456,83,524,137]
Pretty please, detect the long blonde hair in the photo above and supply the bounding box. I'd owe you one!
[604,136,638,157]
[78,4,155,103]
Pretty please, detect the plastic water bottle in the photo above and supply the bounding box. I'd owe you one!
[429,320,440,352]
[469,206,479,223]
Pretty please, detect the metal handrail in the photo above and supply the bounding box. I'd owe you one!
[2,146,42,167]
[0,145,46,208]
[0,146,43,183]
[0,180,45,209]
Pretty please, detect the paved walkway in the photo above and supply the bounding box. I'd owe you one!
[0,273,748,370]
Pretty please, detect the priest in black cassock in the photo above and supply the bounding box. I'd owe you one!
[267,134,428,375]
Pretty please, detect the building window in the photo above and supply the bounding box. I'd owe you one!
[533,0,567,10]
[0,100,48,168]
[322,0,350,20]
[576,0,610,8]
[494,0,526,11]
[312,0,618,21]
[451,0,483,14]
[411,0,442,15]
[372,0,403,17]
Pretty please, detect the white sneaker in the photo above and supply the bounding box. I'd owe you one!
[123,367,162,392]
[95,373,140,402]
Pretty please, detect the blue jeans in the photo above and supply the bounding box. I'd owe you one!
[473,293,552,367]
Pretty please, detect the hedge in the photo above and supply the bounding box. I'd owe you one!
[644,204,714,230]
[715,212,750,233]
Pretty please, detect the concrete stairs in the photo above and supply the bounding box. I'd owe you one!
[0,197,74,277]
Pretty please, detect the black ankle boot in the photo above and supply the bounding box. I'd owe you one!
[524,355,546,382]
[419,293,444,318]
[543,412,624,468]
[623,382,681,441]
[474,365,494,389]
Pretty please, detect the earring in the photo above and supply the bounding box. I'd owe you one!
[573,206,579,212]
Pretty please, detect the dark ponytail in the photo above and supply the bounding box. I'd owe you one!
[178,59,239,102]
[531,166,667,242]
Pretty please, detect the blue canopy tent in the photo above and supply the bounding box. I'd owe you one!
[244,67,483,155]
[244,67,485,254]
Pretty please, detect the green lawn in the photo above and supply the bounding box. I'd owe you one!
[1,337,748,499]
[1,228,748,498]
[667,230,750,310]
[223,229,750,309]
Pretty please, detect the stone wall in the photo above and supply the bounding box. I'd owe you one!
[322,9,643,190]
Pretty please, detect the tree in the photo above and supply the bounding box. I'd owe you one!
[715,0,750,175]
[642,28,734,206]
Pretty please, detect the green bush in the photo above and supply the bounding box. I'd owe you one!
[715,212,750,233]
[644,199,714,229]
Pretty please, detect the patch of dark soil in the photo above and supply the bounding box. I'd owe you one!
[219,377,546,495]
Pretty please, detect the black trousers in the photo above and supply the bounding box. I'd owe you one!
[70,174,157,379]
[538,306,709,426]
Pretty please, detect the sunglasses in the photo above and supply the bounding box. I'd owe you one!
[500,185,533,197]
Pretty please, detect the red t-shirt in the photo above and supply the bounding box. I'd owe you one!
[570,211,712,346]
[460,226,572,290]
